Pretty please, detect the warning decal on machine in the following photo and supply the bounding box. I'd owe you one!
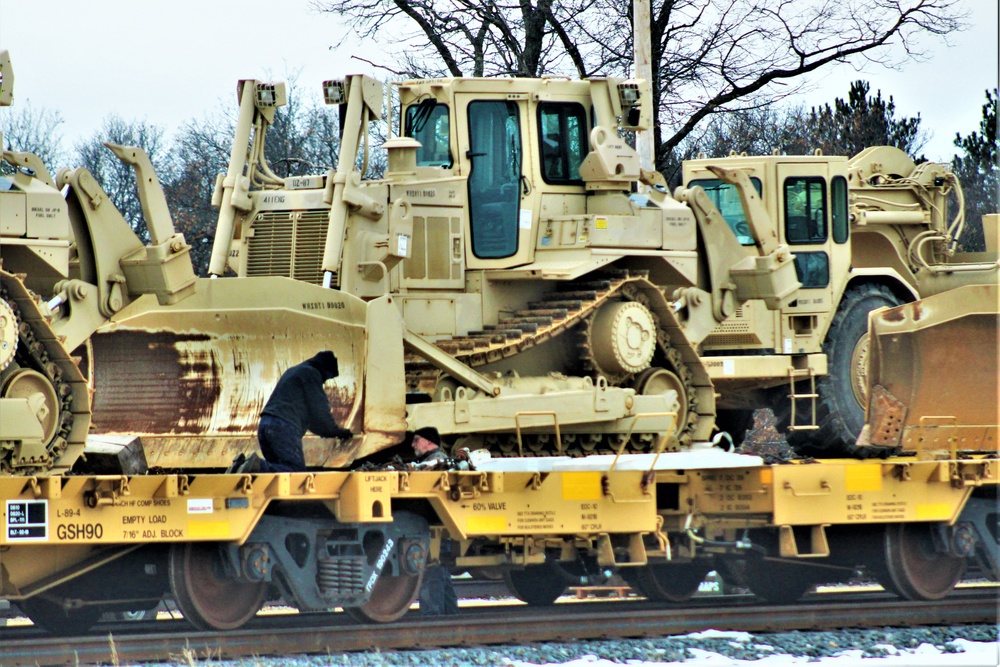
[6,499,48,541]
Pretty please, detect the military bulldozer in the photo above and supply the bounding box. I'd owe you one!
[3,44,995,474]
[683,149,999,456]
[75,73,802,471]
[0,50,197,474]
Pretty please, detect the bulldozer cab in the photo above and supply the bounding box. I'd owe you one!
[391,77,645,276]
[459,94,530,268]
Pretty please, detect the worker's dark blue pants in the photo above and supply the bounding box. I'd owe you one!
[257,415,306,472]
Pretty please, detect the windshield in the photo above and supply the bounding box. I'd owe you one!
[688,177,763,245]
[404,101,452,167]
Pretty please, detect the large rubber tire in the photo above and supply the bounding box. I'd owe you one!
[778,284,903,457]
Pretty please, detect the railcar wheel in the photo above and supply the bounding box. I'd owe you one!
[622,562,709,602]
[169,542,266,631]
[343,570,424,623]
[502,564,567,605]
[742,558,816,604]
[875,523,964,601]
[20,596,105,635]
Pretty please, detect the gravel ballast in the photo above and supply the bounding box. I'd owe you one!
[142,624,997,666]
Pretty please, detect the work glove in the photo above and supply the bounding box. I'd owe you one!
[333,427,353,441]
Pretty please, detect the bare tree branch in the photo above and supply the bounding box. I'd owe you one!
[313,0,965,169]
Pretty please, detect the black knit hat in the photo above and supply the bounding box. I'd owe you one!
[412,426,441,447]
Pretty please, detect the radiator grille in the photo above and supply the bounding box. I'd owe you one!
[710,306,749,334]
[704,308,759,346]
[703,333,760,346]
[713,319,751,333]
[246,209,330,285]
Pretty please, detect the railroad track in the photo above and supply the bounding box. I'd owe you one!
[1,588,995,666]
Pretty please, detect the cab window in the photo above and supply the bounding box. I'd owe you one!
[467,100,522,259]
[538,102,587,184]
[832,175,849,243]
[405,101,452,167]
[687,177,763,245]
[784,177,827,244]
[792,251,830,288]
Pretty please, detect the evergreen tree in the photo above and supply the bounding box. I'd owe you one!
[952,88,998,251]
[805,81,926,159]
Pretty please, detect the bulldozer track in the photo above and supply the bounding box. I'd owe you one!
[405,269,702,454]
[411,269,646,370]
[0,272,87,474]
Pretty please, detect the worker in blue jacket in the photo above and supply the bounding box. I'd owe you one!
[229,351,352,473]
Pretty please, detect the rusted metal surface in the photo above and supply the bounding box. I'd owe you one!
[868,284,999,454]
[0,589,995,666]
[88,281,364,469]
[867,384,907,448]
[91,331,224,434]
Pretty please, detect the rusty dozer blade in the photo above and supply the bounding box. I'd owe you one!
[862,284,999,456]
[87,278,407,470]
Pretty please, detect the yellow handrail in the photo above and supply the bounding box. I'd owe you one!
[512,411,562,457]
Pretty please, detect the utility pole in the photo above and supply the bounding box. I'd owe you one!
[633,0,655,173]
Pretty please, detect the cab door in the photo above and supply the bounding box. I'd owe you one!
[777,161,851,354]
[457,94,536,270]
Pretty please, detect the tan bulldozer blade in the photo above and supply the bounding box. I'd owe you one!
[863,284,999,456]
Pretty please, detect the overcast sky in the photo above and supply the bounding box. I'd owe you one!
[1,0,997,163]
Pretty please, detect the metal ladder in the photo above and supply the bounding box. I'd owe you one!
[787,368,819,431]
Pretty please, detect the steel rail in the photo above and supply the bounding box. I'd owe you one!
[1,589,996,666]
